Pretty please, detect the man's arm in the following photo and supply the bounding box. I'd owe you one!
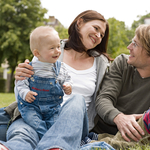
[95,55,124,125]
[95,54,144,141]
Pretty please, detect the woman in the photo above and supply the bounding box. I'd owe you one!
[0,10,110,150]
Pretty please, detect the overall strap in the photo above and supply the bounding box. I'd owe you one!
[53,61,61,76]
[29,61,32,66]
[28,61,34,78]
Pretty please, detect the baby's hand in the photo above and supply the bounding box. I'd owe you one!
[63,83,72,95]
[25,91,38,103]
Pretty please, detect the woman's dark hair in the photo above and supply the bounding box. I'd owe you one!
[65,10,110,60]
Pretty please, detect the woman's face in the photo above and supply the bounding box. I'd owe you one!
[78,19,106,50]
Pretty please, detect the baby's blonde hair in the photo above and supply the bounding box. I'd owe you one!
[30,26,57,52]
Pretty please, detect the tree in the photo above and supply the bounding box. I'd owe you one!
[55,23,68,39]
[107,18,129,58]
[131,12,150,30]
[0,0,48,92]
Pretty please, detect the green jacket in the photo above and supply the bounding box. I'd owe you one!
[5,101,20,122]
[96,54,150,125]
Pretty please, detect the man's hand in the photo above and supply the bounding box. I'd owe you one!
[63,84,72,95]
[25,91,38,103]
[114,113,144,142]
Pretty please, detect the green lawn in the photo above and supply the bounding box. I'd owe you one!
[0,93,15,107]
[127,145,150,150]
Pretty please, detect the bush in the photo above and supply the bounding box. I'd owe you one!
[0,79,6,92]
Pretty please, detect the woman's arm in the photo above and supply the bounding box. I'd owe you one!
[95,55,124,125]
[95,54,144,142]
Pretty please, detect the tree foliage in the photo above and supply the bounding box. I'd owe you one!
[127,12,150,45]
[55,24,68,39]
[107,18,129,58]
[107,12,150,59]
[131,12,150,30]
[0,0,48,92]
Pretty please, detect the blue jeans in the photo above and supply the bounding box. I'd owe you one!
[0,107,10,141]
[80,142,115,150]
[1,118,39,150]
[0,94,89,150]
[18,104,61,139]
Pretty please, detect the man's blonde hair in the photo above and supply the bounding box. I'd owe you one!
[136,24,150,56]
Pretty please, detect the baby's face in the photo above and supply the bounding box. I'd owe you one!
[38,30,61,63]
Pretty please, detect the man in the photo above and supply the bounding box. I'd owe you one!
[93,24,150,142]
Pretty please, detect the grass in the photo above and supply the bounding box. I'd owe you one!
[91,146,150,150]
[125,144,150,150]
[0,93,16,107]
[0,93,150,149]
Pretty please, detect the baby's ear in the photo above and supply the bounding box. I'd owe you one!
[33,49,40,57]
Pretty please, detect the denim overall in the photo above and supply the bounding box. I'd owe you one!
[18,61,64,139]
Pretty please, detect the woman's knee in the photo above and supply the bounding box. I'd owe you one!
[67,94,86,110]
[75,94,86,108]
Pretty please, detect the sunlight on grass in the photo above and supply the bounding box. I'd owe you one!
[127,144,150,150]
[0,93,16,107]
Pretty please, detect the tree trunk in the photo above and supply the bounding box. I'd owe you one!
[7,67,15,93]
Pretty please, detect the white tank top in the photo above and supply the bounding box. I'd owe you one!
[62,58,97,110]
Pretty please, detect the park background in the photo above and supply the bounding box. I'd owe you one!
[0,1,150,149]
[0,0,150,104]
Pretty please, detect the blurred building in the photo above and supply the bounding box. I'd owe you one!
[45,16,63,27]
[144,18,150,24]
[1,60,9,79]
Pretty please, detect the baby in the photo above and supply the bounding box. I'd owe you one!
[16,26,72,139]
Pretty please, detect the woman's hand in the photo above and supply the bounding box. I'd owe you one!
[15,59,34,80]
[114,113,144,142]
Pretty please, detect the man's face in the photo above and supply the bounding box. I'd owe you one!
[127,35,150,70]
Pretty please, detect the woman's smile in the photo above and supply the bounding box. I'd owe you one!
[90,35,96,44]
